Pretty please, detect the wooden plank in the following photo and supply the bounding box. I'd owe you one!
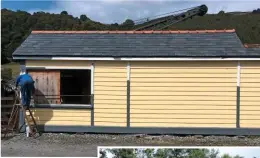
[95,78,126,82]
[94,122,126,127]
[131,74,236,78]
[29,109,91,113]
[240,92,260,97]
[240,88,260,92]
[95,86,126,91]
[130,96,236,101]
[95,61,127,67]
[131,91,236,96]
[241,74,260,78]
[95,95,127,100]
[129,118,235,124]
[26,60,92,68]
[240,97,260,101]
[241,102,260,105]
[35,120,91,125]
[95,118,126,122]
[130,109,235,114]
[240,61,260,66]
[95,109,126,113]
[240,124,260,128]
[131,105,236,110]
[94,82,127,87]
[95,69,126,73]
[34,117,91,121]
[240,115,260,119]
[131,69,237,73]
[130,123,235,128]
[131,114,235,119]
[240,78,260,83]
[95,91,127,96]
[131,82,236,87]
[95,113,126,118]
[131,61,236,68]
[131,78,236,83]
[240,106,260,110]
[241,69,260,73]
[95,104,126,109]
[240,83,260,87]
[240,120,260,124]
[131,100,236,105]
[26,112,91,117]
[94,73,127,78]
[240,111,260,115]
[94,100,126,104]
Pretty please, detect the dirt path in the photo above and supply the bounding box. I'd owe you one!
[2,133,260,157]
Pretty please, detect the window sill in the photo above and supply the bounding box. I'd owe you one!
[30,104,93,109]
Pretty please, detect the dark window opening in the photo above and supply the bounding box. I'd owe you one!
[60,70,91,104]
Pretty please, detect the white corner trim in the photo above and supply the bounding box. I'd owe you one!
[127,62,130,81]
[91,62,94,94]
[237,61,241,87]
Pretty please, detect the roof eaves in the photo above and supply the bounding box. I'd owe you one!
[31,29,236,34]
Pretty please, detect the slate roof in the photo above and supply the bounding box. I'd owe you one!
[12,30,260,58]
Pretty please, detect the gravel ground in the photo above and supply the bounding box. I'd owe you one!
[1,133,260,157]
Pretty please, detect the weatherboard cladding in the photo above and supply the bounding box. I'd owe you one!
[13,30,260,58]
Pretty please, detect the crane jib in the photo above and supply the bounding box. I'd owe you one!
[134,4,208,31]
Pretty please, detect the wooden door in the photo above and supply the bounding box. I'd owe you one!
[28,70,60,104]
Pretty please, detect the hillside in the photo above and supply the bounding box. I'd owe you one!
[1,8,260,64]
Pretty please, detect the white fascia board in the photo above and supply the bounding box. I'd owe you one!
[14,56,260,61]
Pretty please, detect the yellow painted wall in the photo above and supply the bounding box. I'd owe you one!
[240,61,260,128]
[26,60,92,68]
[26,109,91,125]
[94,61,127,126]
[130,61,237,128]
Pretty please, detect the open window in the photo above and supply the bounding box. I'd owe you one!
[28,69,91,105]
[60,70,91,104]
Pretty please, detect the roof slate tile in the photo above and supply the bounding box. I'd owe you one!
[12,31,260,58]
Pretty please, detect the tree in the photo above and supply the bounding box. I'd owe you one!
[221,154,233,158]
[252,8,260,14]
[80,14,90,21]
[143,149,155,158]
[109,149,137,158]
[120,19,135,30]
[61,11,68,15]
[99,149,108,158]
[218,10,225,15]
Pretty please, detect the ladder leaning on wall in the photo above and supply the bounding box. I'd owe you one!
[16,86,42,138]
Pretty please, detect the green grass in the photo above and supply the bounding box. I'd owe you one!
[1,62,20,78]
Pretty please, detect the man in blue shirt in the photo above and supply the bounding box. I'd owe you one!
[16,72,35,107]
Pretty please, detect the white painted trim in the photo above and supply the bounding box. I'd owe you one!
[14,56,260,61]
[237,61,241,87]
[26,66,91,70]
[91,62,94,94]
[127,62,130,81]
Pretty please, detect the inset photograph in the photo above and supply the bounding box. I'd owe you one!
[98,147,260,158]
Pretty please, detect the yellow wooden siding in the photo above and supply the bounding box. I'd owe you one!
[26,109,91,125]
[26,60,92,68]
[130,61,237,128]
[240,61,260,128]
[94,61,127,126]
